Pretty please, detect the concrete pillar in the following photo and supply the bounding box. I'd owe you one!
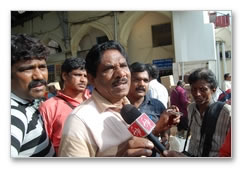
[181,62,184,81]
[222,41,227,74]
[216,41,221,88]
[114,12,118,41]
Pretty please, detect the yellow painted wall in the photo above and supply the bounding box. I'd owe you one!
[127,12,174,64]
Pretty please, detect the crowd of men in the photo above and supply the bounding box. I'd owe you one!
[11,34,231,158]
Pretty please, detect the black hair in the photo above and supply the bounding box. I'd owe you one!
[188,68,218,89]
[61,57,86,83]
[11,34,49,65]
[224,73,231,80]
[145,63,159,79]
[129,62,148,74]
[85,40,128,77]
[177,80,184,86]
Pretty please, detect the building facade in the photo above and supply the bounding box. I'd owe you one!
[12,11,232,87]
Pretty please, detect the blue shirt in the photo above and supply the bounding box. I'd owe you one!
[138,95,166,123]
[138,95,166,157]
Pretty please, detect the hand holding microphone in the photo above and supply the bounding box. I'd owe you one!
[116,136,154,157]
[120,104,167,154]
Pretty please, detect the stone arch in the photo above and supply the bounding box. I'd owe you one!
[41,33,65,52]
[71,22,113,56]
[119,11,172,48]
[119,12,146,49]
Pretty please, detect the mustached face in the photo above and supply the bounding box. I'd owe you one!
[88,49,131,104]
[129,71,150,99]
[11,59,48,101]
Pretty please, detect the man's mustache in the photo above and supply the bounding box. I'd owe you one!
[135,86,146,92]
[28,80,47,89]
[112,77,128,87]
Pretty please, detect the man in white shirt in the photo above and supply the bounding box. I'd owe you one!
[59,41,179,157]
[146,64,169,108]
[222,73,231,91]
[59,41,154,157]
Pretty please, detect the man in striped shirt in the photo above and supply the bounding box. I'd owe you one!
[11,34,55,157]
[163,68,231,157]
[186,68,231,157]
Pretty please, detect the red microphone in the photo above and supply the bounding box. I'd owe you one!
[121,104,166,154]
[128,113,156,137]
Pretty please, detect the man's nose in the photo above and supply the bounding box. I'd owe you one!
[32,68,44,80]
[194,89,201,96]
[138,80,146,86]
[115,67,127,78]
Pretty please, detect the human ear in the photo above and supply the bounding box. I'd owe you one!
[87,73,95,86]
[212,88,216,93]
[62,72,67,81]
